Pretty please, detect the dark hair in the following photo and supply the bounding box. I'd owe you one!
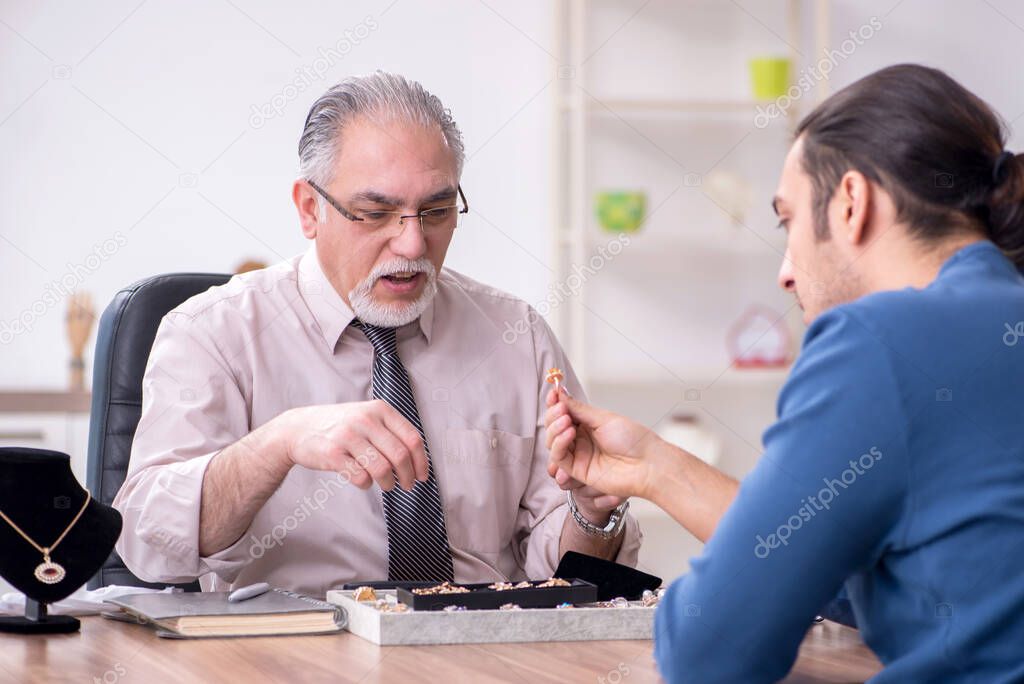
[795,64,1024,267]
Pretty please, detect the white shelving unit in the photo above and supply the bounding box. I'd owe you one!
[550,0,830,581]
[552,0,830,385]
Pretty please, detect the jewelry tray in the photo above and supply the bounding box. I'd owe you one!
[326,589,655,646]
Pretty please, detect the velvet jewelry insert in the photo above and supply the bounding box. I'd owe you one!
[397,579,597,611]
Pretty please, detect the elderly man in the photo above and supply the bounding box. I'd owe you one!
[113,72,640,597]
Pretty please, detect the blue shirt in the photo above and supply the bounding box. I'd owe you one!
[655,241,1024,683]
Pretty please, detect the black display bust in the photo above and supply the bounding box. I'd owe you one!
[0,447,122,633]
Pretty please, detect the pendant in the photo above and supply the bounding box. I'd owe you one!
[34,553,65,584]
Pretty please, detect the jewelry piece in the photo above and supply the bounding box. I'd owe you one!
[375,599,409,613]
[596,597,631,609]
[412,581,470,596]
[488,582,514,591]
[513,581,533,589]
[353,586,377,602]
[556,602,575,609]
[443,605,467,612]
[0,491,91,585]
[641,590,660,607]
[499,603,522,611]
[545,367,564,394]
[537,577,571,588]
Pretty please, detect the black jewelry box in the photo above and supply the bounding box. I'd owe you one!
[554,551,662,601]
[396,579,598,611]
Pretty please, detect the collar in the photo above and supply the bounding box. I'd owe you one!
[296,245,435,352]
[418,296,435,344]
[937,239,1006,279]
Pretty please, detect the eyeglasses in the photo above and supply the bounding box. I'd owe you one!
[307,179,469,235]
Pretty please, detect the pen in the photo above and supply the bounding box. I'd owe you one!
[228,582,271,603]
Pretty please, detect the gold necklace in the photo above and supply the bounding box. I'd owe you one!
[0,491,91,584]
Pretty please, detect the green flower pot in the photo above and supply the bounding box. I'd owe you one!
[749,57,791,100]
[595,191,646,233]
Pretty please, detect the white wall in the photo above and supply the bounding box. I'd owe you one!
[828,0,1024,131]
[0,0,557,388]
[3,0,1022,389]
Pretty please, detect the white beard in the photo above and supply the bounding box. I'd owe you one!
[348,257,438,328]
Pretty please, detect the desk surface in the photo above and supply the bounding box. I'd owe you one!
[3,616,881,683]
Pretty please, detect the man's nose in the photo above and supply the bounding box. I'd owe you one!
[387,217,428,260]
[778,248,796,292]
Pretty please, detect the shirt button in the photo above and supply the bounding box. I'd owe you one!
[490,437,498,449]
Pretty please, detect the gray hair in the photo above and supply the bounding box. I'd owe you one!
[298,71,465,220]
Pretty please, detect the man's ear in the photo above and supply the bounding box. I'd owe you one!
[834,170,871,246]
[293,179,320,239]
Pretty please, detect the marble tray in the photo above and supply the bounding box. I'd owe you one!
[325,590,655,646]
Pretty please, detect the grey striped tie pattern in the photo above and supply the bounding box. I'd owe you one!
[353,320,455,582]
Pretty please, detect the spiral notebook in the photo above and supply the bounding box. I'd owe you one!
[105,589,347,638]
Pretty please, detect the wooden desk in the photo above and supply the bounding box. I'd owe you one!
[2,616,880,683]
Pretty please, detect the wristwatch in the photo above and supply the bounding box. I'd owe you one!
[567,490,629,540]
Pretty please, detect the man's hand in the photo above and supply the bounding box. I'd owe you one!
[544,388,741,544]
[544,388,662,504]
[553,470,624,525]
[199,399,429,556]
[278,400,429,491]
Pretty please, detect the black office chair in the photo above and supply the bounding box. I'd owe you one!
[86,273,231,590]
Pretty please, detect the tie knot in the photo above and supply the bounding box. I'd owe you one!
[353,320,398,355]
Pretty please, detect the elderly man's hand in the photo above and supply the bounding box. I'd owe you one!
[279,400,429,492]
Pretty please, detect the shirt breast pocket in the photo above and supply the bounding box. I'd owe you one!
[440,428,536,553]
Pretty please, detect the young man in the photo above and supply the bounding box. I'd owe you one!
[546,64,1024,682]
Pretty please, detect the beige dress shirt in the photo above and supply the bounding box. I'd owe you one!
[113,246,641,597]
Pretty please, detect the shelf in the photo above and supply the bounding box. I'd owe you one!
[574,223,788,260]
[577,97,792,117]
[561,97,798,120]
[0,390,92,413]
[553,0,829,387]
[589,365,792,391]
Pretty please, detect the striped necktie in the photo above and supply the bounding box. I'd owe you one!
[353,320,455,582]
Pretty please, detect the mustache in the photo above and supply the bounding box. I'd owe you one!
[367,258,435,281]
[348,258,437,303]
